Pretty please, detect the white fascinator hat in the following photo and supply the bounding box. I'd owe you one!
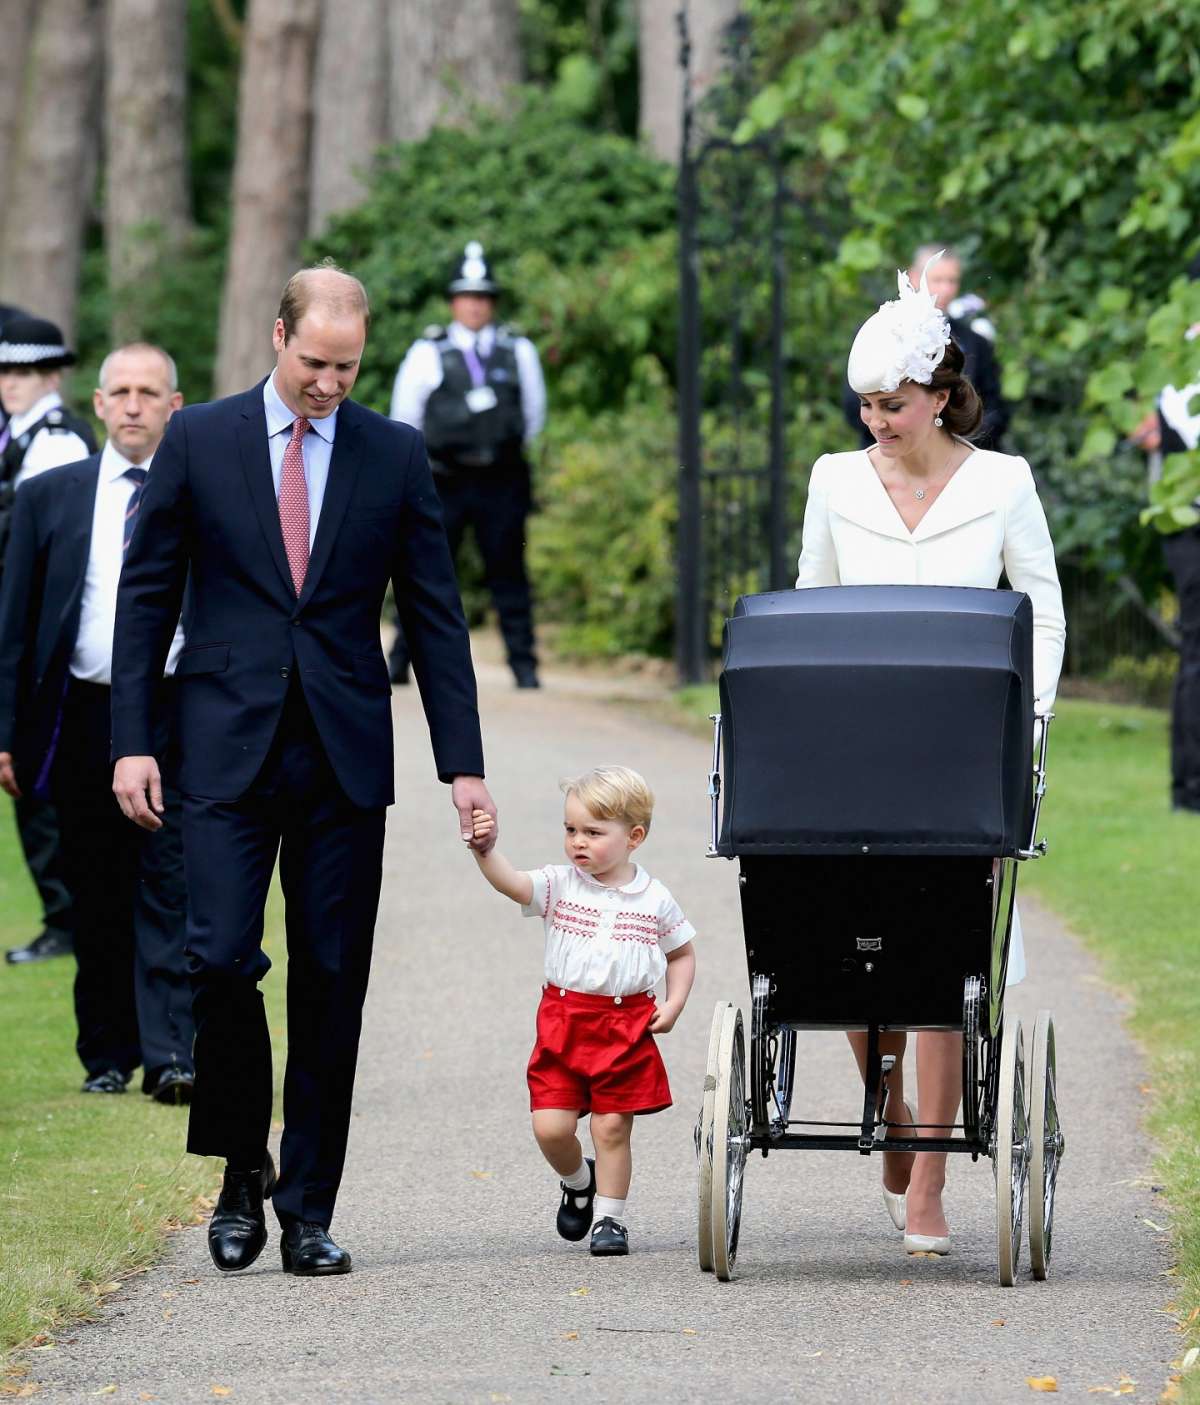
[847,252,953,394]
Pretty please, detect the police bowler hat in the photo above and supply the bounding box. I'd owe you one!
[0,314,77,371]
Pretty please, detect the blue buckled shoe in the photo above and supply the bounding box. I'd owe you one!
[556,1158,596,1241]
[589,1217,629,1256]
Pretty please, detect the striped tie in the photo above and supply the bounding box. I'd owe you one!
[123,466,148,557]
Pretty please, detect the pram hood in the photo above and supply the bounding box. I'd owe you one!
[717,585,1035,858]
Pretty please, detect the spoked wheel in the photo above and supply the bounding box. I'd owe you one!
[695,1002,728,1272]
[993,1015,1029,1287]
[1028,1009,1064,1280]
[710,1004,748,1282]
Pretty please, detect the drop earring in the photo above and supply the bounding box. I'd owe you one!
[934,415,944,427]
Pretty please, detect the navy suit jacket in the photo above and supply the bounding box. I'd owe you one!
[111,382,484,808]
[0,454,105,789]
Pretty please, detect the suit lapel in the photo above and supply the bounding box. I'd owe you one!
[910,452,996,542]
[827,453,913,543]
[297,402,365,610]
[56,458,100,634]
[235,383,296,600]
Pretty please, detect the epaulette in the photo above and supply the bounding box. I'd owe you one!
[422,324,448,342]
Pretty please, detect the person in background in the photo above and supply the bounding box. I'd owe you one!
[0,314,93,966]
[843,245,1010,452]
[1131,273,1200,813]
[390,242,546,689]
[0,343,195,1100]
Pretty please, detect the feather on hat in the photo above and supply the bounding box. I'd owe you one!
[846,253,952,394]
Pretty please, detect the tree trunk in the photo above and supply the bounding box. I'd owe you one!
[105,0,192,342]
[388,0,522,144]
[0,0,38,258]
[0,0,104,343]
[308,0,389,237]
[215,0,321,398]
[638,0,740,164]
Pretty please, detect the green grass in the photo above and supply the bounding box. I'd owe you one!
[677,687,1200,1390]
[0,805,286,1369]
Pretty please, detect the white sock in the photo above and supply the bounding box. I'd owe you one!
[562,1159,591,1192]
[593,1195,626,1226]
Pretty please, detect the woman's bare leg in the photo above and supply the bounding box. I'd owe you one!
[846,1030,913,1194]
[906,1030,962,1239]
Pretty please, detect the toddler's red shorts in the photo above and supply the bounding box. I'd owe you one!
[527,985,672,1116]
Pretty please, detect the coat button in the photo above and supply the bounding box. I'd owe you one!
[614,995,623,1005]
[280,666,290,679]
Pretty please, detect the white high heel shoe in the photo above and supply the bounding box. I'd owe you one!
[882,1098,917,1231]
[904,1232,951,1256]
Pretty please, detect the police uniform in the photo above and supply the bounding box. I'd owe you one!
[0,315,93,965]
[389,244,546,688]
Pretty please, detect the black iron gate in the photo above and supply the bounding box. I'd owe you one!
[675,6,792,684]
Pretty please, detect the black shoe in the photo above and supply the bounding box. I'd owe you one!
[556,1158,596,1241]
[590,1217,629,1256]
[512,662,540,689]
[6,929,74,965]
[280,1221,352,1276]
[81,1068,129,1094]
[146,1068,195,1105]
[208,1155,277,1273]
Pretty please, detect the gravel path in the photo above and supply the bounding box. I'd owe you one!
[23,660,1179,1403]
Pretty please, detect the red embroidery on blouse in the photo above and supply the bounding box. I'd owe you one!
[551,898,601,940]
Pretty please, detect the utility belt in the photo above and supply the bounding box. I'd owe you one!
[431,445,527,478]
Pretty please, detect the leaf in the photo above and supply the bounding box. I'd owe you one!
[896,94,929,122]
[93,1390,118,1399]
[992,1319,1006,1327]
[1142,1218,1168,1232]
[681,1328,698,1336]
[563,1331,579,1341]
[1183,1348,1199,1372]
[470,1170,493,1180]
[569,1287,590,1297]
[549,1367,590,1377]
[1027,1379,1058,1393]
[212,1390,232,1399]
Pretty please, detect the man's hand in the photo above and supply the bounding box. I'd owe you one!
[452,775,496,852]
[113,755,165,831]
[0,752,21,799]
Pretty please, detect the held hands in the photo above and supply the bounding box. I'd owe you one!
[113,755,165,831]
[0,752,20,800]
[453,775,497,852]
[471,809,495,846]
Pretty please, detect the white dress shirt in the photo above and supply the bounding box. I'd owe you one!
[389,320,546,440]
[71,442,185,683]
[11,392,91,488]
[264,371,337,549]
[521,863,695,997]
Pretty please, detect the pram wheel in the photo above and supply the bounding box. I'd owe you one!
[994,1015,1029,1287]
[696,1001,730,1272]
[711,1004,747,1282]
[1028,1009,1063,1280]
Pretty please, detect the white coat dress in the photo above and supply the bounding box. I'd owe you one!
[794,446,1067,983]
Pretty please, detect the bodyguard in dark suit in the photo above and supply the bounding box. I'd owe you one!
[0,343,194,1098]
[112,265,496,1277]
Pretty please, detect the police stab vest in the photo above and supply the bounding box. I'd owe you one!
[0,403,97,571]
[422,327,525,470]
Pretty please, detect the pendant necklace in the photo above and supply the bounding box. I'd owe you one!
[910,441,956,502]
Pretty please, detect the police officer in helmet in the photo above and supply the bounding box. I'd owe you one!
[390,242,546,688]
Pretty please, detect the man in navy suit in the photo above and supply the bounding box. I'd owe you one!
[112,265,495,1277]
[0,342,195,1099]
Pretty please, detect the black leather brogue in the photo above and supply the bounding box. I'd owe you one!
[280,1221,352,1276]
[207,1154,277,1272]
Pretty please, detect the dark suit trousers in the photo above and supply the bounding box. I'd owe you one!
[12,793,75,939]
[52,678,193,1084]
[182,680,385,1229]
[1164,525,1200,811]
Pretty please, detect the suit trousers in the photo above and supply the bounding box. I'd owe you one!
[1164,524,1200,811]
[12,792,75,940]
[52,677,193,1084]
[390,464,535,677]
[182,679,385,1228]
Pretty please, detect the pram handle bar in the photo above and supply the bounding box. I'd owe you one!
[707,713,723,857]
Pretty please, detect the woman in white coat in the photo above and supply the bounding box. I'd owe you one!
[795,257,1066,1255]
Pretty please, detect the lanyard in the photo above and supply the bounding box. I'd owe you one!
[461,339,490,389]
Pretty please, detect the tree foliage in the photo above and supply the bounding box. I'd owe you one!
[737,0,1200,595]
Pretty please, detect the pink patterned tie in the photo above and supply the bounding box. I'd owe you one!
[278,416,310,595]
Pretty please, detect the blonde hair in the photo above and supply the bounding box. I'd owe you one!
[561,766,654,835]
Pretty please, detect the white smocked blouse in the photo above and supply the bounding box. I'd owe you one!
[521,863,696,997]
